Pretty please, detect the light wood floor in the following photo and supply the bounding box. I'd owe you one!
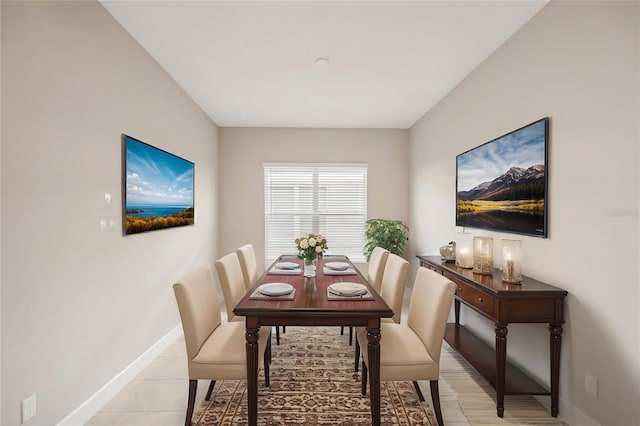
[86,302,566,426]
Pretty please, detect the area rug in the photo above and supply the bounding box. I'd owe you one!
[193,326,437,425]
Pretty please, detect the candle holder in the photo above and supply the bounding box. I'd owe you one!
[502,239,523,283]
[473,236,493,275]
[455,232,474,269]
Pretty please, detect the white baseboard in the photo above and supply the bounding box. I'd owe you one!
[533,394,601,426]
[56,325,183,426]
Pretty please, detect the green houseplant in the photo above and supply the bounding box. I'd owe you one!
[363,218,409,261]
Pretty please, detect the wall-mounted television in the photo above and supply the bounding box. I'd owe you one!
[122,134,195,235]
[456,118,549,238]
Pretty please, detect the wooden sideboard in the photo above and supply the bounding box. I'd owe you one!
[417,255,567,418]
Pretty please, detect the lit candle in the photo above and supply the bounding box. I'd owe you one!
[455,232,474,268]
[501,240,522,283]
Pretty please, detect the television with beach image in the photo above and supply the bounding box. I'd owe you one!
[456,118,549,237]
[122,134,194,235]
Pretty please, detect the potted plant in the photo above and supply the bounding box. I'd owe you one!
[363,219,409,261]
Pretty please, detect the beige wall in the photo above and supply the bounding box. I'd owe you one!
[409,2,639,425]
[1,2,218,425]
[218,127,409,268]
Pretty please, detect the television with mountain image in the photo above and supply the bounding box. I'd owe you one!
[123,134,194,235]
[456,118,549,237]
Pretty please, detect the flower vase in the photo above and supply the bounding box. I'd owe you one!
[303,258,316,277]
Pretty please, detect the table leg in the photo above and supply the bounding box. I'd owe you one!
[454,298,461,324]
[495,324,508,417]
[549,323,563,417]
[245,320,260,426]
[367,324,382,426]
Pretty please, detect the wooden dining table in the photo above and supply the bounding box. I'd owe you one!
[233,254,393,426]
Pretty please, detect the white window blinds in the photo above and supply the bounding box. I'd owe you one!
[264,164,368,263]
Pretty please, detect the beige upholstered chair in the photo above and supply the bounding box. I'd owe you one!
[354,253,409,369]
[357,267,456,426]
[378,253,409,324]
[236,244,259,292]
[173,267,270,426]
[368,246,390,292]
[215,251,250,323]
[235,244,285,344]
[342,247,390,343]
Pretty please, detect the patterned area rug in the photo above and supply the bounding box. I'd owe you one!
[193,326,437,425]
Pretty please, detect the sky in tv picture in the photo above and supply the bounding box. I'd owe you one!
[126,137,194,208]
[457,120,545,192]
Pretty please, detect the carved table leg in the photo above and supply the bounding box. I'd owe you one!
[245,319,260,426]
[495,324,508,417]
[549,323,563,417]
[367,323,382,426]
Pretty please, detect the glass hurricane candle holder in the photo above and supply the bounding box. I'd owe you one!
[502,239,523,283]
[473,236,493,275]
[455,232,474,269]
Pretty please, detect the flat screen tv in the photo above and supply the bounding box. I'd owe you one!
[122,134,194,235]
[456,118,549,238]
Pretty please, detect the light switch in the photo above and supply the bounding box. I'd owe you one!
[104,193,112,203]
[100,220,107,229]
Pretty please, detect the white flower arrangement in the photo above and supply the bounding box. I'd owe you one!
[295,233,328,263]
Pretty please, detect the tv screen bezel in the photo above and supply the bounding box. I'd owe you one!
[122,134,195,235]
[455,117,549,238]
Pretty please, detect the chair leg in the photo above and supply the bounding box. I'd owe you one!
[349,326,353,346]
[412,380,425,401]
[264,331,273,364]
[185,379,197,426]
[264,347,270,387]
[361,361,368,395]
[430,380,444,426]
[354,339,360,372]
[275,326,280,345]
[205,380,216,401]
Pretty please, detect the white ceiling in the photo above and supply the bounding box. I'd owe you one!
[100,1,547,129]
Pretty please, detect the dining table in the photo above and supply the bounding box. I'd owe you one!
[233,254,394,426]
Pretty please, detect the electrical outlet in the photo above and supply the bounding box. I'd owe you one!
[22,394,36,423]
[585,373,598,396]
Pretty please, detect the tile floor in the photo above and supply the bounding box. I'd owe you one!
[86,302,560,426]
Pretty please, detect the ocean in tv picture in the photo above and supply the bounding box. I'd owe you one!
[458,210,544,236]
[126,205,191,218]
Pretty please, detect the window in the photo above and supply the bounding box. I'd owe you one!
[264,163,368,263]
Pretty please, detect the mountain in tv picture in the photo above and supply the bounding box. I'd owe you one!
[458,165,545,202]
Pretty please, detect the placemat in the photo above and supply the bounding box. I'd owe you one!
[249,287,296,300]
[326,287,374,300]
[323,266,358,276]
[268,268,302,275]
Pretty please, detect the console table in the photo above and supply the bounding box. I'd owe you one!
[418,255,567,418]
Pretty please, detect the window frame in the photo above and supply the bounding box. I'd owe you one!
[263,163,368,263]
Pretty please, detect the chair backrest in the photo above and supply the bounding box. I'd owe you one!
[214,251,247,322]
[367,247,390,292]
[236,244,258,292]
[173,267,222,360]
[407,267,456,363]
[379,253,409,323]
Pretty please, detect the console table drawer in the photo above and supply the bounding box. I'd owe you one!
[453,280,495,316]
